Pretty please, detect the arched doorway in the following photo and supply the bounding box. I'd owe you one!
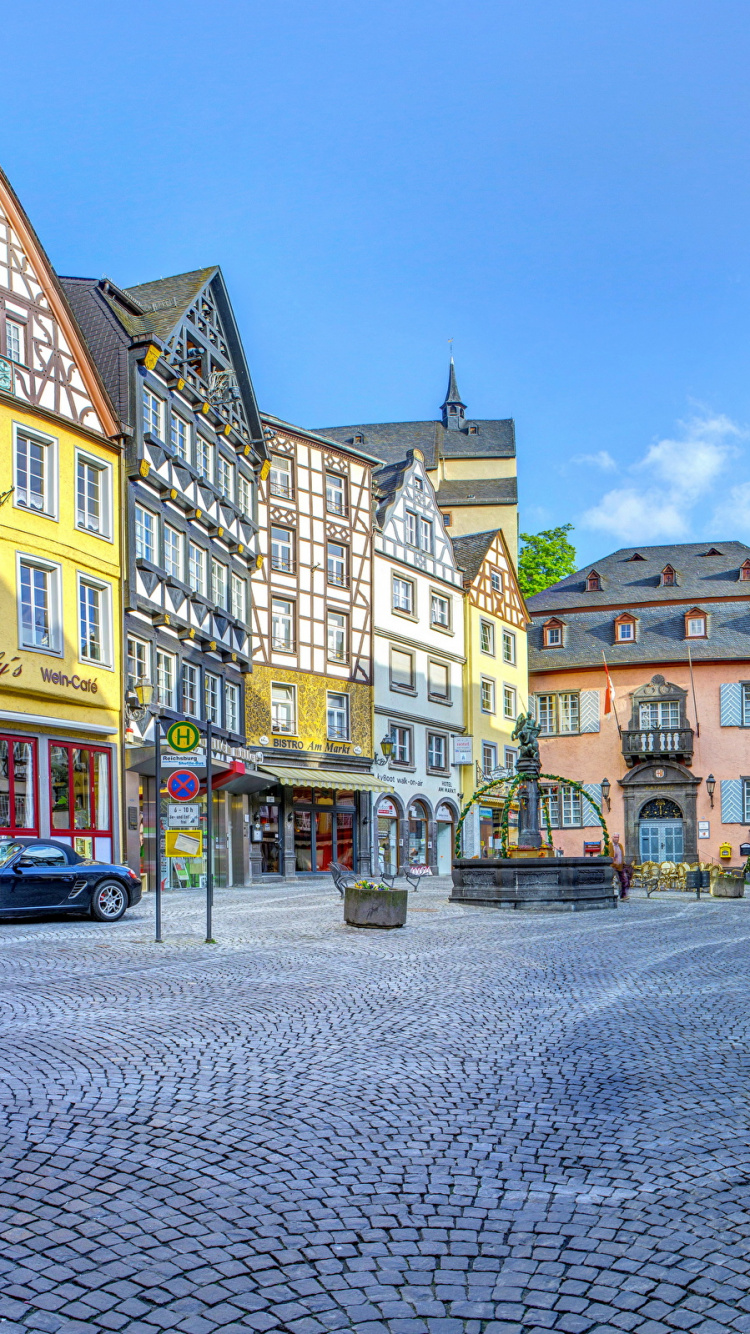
[435,802,456,874]
[639,797,684,862]
[376,796,399,877]
[408,800,430,865]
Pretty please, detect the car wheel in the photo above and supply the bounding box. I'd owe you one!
[90,880,128,922]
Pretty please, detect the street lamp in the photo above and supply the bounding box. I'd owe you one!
[601,777,611,812]
[126,677,155,720]
[706,773,716,809]
[375,731,394,766]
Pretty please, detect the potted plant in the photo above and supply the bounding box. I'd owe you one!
[344,879,408,929]
[711,867,745,898]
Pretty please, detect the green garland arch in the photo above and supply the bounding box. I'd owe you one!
[454,773,610,859]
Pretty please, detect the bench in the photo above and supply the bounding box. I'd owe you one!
[400,864,433,893]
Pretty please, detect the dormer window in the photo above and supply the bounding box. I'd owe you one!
[739,560,750,582]
[542,618,564,648]
[685,609,707,638]
[614,613,637,643]
[627,552,646,561]
[660,565,676,586]
[353,433,364,444]
[701,547,723,556]
[414,477,424,492]
[586,570,602,592]
[468,425,478,434]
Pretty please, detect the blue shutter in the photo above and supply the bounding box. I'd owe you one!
[579,690,600,733]
[720,683,743,727]
[721,779,743,824]
[582,783,602,827]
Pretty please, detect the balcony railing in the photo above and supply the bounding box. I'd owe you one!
[271,637,295,652]
[270,481,293,500]
[327,726,349,741]
[327,570,349,588]
[271,556,295,574]
[326,499,348,517]
[622,726,694,765]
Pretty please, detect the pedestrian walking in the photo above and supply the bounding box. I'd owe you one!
[611,833,631,898]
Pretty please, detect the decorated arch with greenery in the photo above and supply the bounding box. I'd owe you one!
[454,773,610,859]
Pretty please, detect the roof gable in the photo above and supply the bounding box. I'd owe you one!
[453,527,529,629]
[0,167,118,436]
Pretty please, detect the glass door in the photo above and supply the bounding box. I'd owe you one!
[639,821,684,862]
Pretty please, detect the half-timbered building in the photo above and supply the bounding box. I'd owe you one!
[372,448,466,876]
[0,167,124,861]
[62,268,268,888]
[246,416,389,878]
[451,529,530,857]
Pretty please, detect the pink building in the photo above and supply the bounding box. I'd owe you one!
[527,542,750,866]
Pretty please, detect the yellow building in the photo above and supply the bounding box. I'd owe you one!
[452,528,530,857]
[0,167,122,860]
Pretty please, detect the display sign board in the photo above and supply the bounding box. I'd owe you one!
[168,803,201,827]
[166,720,202,753]
[166,769,202,801]
[452,736,474,765]
[698,820,710,839]
[165,829,203,858]
[162,752,206,767]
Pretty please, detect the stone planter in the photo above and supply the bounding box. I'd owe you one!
[711,876,745,898]
[344,886,408,929]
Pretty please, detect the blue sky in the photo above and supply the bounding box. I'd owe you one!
[5,1,750,566]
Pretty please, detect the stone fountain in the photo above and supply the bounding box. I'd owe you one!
[450,712,616,911]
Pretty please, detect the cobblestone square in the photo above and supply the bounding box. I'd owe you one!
[2,882,750,1334]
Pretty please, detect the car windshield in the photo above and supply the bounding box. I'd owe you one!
[0,841,24,867]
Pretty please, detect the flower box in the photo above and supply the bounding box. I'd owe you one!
[711,875,745,899]
[344,884,408,929]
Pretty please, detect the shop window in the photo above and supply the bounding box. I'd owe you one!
[0,736,37,834]
[76,452,112,539]
[326,472,347,516]
[14,427,57,518]
[269,454,293,499]
[377,798,399,878]
[49,744,110,833]
[18,556,61,653]
[256,803,281,874]
[408,801,429,865]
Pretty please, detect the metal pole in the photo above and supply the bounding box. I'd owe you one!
[154,716,162,943]
[206,719,214,942]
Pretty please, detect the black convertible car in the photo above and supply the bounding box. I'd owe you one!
[0,839,142,922]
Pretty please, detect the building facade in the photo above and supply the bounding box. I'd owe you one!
[0,169,123,861]
[527,542,750,866]
[245,417,388,877]
[316,360,519,552]
[63,268,267,888]
[452,529,530,857]
[371,449,465,877]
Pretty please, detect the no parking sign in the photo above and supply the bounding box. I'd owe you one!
[166,769,201,802]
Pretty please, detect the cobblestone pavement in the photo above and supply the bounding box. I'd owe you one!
[2,881,750,1334]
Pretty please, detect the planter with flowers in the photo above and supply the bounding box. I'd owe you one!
[711,867,746,898]
[344,879,408,929]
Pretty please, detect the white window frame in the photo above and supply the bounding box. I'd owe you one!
[13,424,58,521]
[217,454,235,501]
[545,625,562,646]
[231,572,246,622]
[559,692,580,734]
[431,592,450,629]
[428,659,450,701]
[170,413,190,461]
[480,677,496,714]
[142,386,162,439]
[238,472,252,517]
[5,317,25,364]
[188,542,207,596]
[196,437,213,482]
[482,742,497,776]
[163,525,183,580]
[225,681,240,734]
[271,682,296,735]
[686,616,706,638]
[744,779,750,824]
[269,455,293,499]
[502,630,516,664]
[327,691,350,741]
[182,661,200,718]
[327,611,348,663]
[77,573,113,669]
[616,619,635,642]
[547,784,582,828]
[392,725,412,765]
[405,511,417,546]
[204,672,222,725]
[16,553,62,656]
[392,576,414,615]
[211,559,228,610]
[419,517,433,552]
[427,732,447,771]
[271,597,295,652]
[480,620,495,655]
[503,684,516,720]
[325,472,347,516]
[490,569,503,593]
[135,505,157,563]
[74,449,113,541]
[155,649,177,710]
[127,635,149,687]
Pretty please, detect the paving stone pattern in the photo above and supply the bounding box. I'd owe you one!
[2,881,750,1334]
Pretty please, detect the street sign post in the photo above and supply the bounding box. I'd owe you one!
[166,769,201,802]
[165,829,203,858]
[161,752,206,767]
[166,720,202,753]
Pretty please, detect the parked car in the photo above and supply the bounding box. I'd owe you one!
[0,839,142,922]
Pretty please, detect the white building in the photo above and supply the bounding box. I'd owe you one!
[372,449,466,876]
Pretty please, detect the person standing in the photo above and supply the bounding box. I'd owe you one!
[611,833,631,898]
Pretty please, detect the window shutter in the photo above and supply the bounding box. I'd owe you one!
[581,783,602,827]
[529,693,538,721]
[579,690,600,733]
[720,683,743,727]
[720,780,743,824]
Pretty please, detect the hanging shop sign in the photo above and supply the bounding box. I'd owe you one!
[452,737,474,765]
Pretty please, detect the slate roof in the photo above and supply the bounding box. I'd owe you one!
[313,418,516,469]
[527,541,750,670]
[263,413,383,467]
[60,277,131,424]
[451,529,501,585]
[527,542,750,613]
[435,477,517,507]
[441,358,465,409]
[122,269,218,339]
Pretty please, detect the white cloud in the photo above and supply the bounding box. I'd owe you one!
[715,480,750,531]
[581,412,745,542]
[570,450,617,471]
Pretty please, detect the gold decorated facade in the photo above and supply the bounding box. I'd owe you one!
[246,665,373,760]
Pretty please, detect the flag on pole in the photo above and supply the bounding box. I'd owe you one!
[602,652,622,736]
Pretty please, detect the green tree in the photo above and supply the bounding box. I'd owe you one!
[518,524,576,598]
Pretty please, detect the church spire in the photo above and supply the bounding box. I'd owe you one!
[440,357,466,429]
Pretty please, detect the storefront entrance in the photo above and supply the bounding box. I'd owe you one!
[293,788,356,873]
[408,800,429,864]
[639,798,684,862]
[256,802,282,873]
[377,797,399,877]
[435,803,455,874]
